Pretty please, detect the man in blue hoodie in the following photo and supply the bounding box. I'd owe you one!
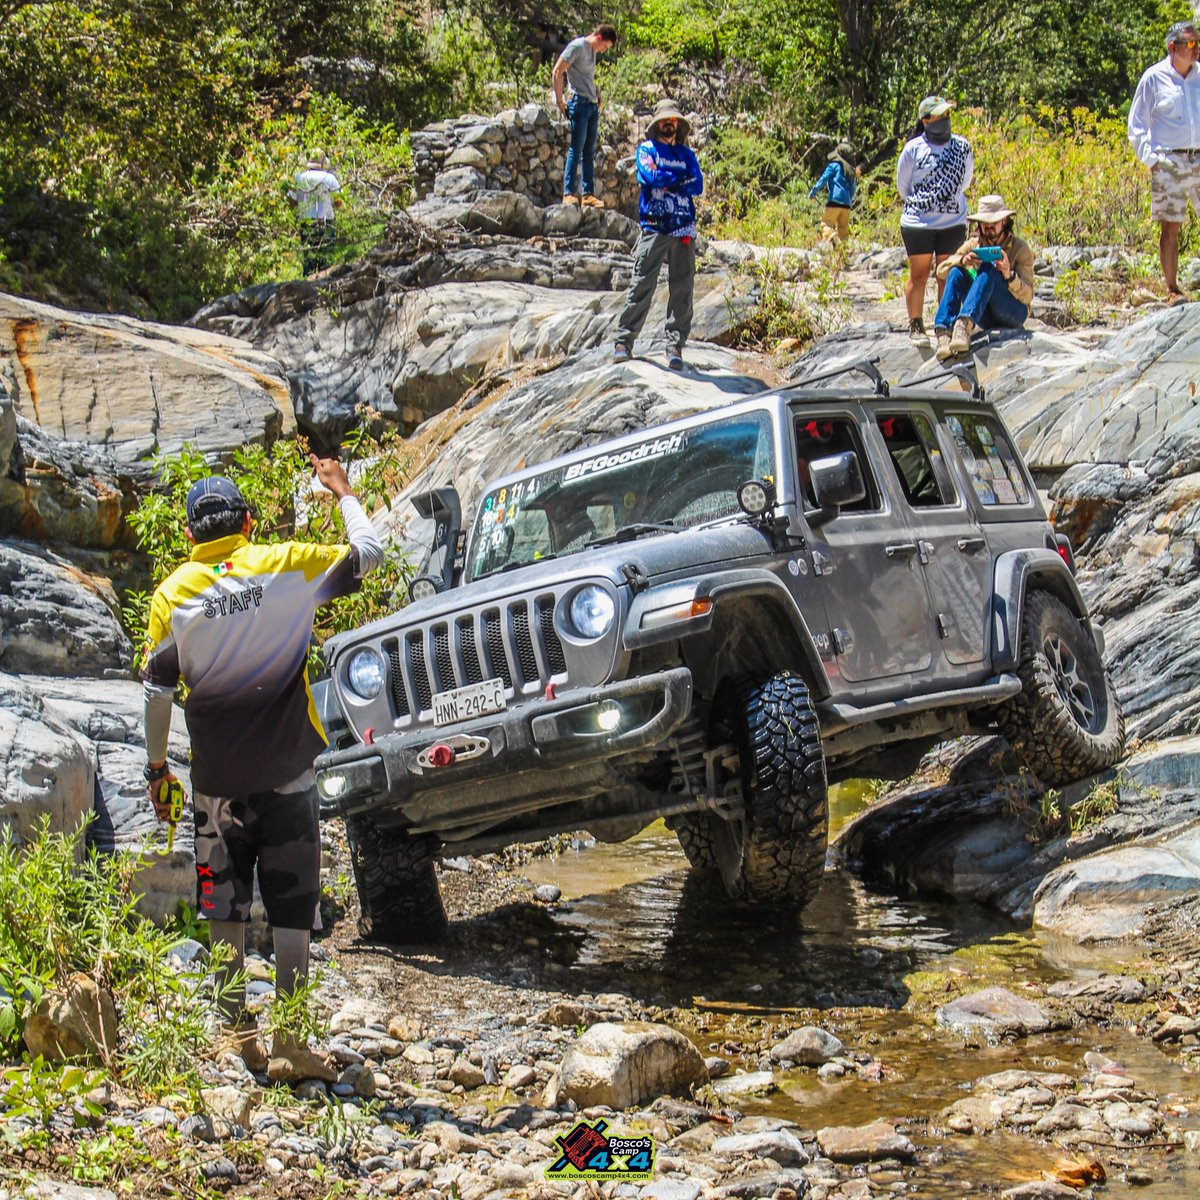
[613,99,704,370]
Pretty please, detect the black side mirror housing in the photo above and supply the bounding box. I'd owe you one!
[411,487,464,590]
[808,451,866,526]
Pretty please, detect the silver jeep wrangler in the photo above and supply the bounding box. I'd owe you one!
[315,361,1125,942]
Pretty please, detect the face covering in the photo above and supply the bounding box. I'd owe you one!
[924,117,951,144]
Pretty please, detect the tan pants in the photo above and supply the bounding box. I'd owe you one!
[820,205,851,242]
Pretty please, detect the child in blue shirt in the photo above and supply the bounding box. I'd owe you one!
[809,142,858,242]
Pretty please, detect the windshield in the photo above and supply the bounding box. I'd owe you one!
[468,410,776,580]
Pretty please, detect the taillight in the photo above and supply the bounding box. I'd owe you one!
[1055,534,1076,572]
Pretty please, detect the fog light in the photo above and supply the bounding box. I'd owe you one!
[596,700,622,732]
[317,772,347,800]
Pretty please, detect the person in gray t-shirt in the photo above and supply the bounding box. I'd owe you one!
[552,23,617,206]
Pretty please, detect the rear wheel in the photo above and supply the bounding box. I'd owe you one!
[346,816,448,944]
[677,672,828,906]
[997,589,1125,785]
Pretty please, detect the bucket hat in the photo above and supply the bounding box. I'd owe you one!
[186,475,249,525]
[917,95,955,119]
[306,149,329,170]
[648,99,690,142]
[968,194,1017,222]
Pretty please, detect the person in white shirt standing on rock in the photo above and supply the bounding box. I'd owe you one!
[1129,21,1200,305]
[553,24,618,208]
[290,150,342,275]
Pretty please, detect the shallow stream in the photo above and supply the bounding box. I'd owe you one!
[520,787,1200,1198]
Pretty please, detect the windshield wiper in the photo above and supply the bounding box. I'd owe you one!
[584,521,681,548]
[496,554,557,574]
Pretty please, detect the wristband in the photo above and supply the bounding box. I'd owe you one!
[144,762,170,783]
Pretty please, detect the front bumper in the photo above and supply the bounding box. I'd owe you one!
[314,666,694,822]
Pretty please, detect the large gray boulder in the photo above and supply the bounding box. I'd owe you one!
[0,291,294,464]
[0,540,132,675]
[0,673,94,844]
[23,675,196,922]
[543,1021,707,1109]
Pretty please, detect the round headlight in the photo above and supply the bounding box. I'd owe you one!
[570,585,616,639]
[346,648,385,699]
[408,575,440,603]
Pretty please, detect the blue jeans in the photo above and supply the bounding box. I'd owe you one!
[935,264,1028,331]
[563,97,599,196]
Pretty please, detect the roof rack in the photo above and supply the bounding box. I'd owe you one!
[784,356,888,396]
[894,361,985,401]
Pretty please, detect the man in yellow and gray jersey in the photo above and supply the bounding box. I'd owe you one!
[140,455,384,1082]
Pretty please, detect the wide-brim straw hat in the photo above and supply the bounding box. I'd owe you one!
[648,99,690,142]
[968,194,1017,222]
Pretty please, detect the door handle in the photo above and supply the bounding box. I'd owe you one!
[885,542,918,558]
[957,536,986,552]
[918,540,936,563]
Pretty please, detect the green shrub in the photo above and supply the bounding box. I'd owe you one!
[0,819,236,1098]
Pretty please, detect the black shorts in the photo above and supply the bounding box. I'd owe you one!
[193,786,321,929]
[901,223,967,256]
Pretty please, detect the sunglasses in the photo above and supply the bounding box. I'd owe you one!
[1177,38,1200,49]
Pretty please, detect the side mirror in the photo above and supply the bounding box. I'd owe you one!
[808,452,866,525]
[410,487,464,591]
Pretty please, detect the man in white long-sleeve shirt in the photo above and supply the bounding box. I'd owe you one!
[140,455,384,1082]
[1129,21,1200,304]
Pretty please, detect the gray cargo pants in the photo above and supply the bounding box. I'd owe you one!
[615,230,695,354]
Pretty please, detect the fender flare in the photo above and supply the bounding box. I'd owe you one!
[992,549,1101,672]
[624,568,830,699]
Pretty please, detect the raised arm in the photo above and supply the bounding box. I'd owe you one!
[636,142,685,189]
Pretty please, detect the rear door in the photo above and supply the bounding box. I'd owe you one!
[791,406,939,682]
[870,407,992,668]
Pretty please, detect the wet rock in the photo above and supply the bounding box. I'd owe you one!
[1033,829,1200,941]
[23,973,118,1063]
[816,1120,916,1163]
[543,1021,707,1110]
[710,1071,777,1098]
[1046,975,1146,1003]
[1001,1184,1082,1200]
[936,987,1050,1039]
[1102,1100,1161,1136]
[533,883,561,903]
[769,1026,844,1065]
[705,1056,731,1079]
[1033,1101,1106,1135]
[711,1171,808,1199]
[710,1130,810,1166]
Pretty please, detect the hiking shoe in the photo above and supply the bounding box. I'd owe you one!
[581,195,603,208]
[934,327,952,362]
[214,1022,269,1075]
[267,1035,337,1084]
[562,194,580,207]
[1167,289,1190,307]
[948,317,975,356]
[908,317,930,348]
[613,344,631,363]
[667,352,685,371]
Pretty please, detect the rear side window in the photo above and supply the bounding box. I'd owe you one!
[794,415,880,512]
[876,412,955,507]
[945,412,1031,506]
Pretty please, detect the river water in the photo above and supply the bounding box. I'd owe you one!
[520,789,1200,1198]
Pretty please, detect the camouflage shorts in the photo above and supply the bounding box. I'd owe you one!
[193,786,320,929]
[1151,152,1200,223]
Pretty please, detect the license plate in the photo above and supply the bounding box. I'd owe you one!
[432,678,506,726]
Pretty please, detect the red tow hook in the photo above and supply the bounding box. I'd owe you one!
[428,743,456,768]
[545,682,557,701]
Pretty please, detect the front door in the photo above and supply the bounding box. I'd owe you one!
[791,409,939,683]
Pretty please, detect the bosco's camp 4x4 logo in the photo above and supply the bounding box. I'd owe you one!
[545,1118,656,1181]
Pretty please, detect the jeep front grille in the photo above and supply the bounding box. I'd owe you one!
[383,594,568,720]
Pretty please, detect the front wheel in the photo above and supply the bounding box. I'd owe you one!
[346,816,448,944]
[685,672,828,907]
[996,589,1125,785]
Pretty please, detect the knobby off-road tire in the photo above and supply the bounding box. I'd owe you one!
[997,589,1126,786]
[670,813,719,870]
[681,672,828,907]
[346,816,448,944]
